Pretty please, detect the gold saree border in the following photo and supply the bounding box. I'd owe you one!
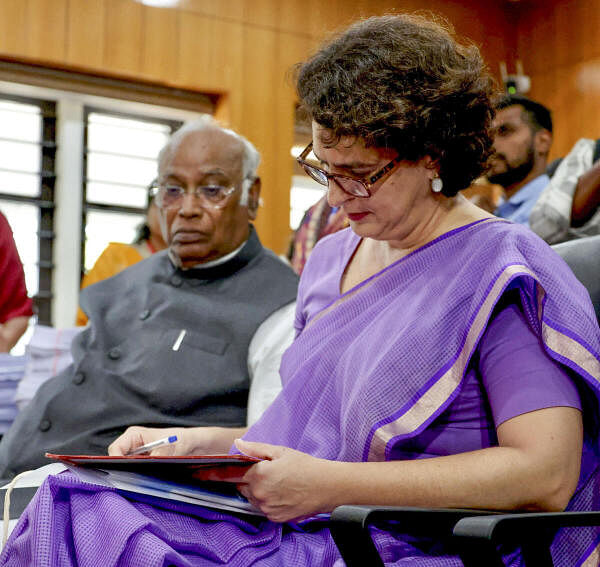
[367,263,600,461]
[581,541,600,567]
[542,322,600,382]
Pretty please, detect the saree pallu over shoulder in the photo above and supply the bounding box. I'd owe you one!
[248,219,600,465]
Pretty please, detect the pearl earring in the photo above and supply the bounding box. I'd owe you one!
[431,176,443,193]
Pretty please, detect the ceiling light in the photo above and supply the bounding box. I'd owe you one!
[137,0,179,7]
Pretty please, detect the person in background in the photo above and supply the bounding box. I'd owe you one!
[288,194,348,274]
[530,137,600,243]
[0,211,33,353]
[2,15,599,567]
[75,184,167,325]
[461,178,504,213]
[0,116,298,477]
[487,95,553,226]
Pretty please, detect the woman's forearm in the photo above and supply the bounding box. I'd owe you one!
[319,407,582,514]
[323,445,573,513]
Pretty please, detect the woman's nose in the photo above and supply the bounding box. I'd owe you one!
[326,178,352,208]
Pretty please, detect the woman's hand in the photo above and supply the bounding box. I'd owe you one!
[108,426,248,456]
[108,426,194,456]
[235,439,336,523]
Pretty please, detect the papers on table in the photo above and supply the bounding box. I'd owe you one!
[15,325,81,410]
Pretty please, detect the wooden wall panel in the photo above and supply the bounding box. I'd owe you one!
[529,60,600,160]
[0,0,28,57]
[103,0,143,77]
[270,31,312,251]
[277,1,314,36]
[581,1,600,62]
[26,0,68,62]
[65,0,105,69]
[516,0,600,161]
[435,0,515,76]
[577,58,600,144]
[240,26,280,247]
[0,0,68,63]
[176,12,244,93]
[141,6,179,82]
[306,0,365,39]
[178,0,244,22]
[242,0,281,30]
[0,0,514,253]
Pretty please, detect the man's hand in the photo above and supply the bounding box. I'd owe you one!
[235,439,336,523]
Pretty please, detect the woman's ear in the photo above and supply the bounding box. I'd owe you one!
[421,155,440,178]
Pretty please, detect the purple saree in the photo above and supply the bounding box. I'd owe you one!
[2,219,600,567]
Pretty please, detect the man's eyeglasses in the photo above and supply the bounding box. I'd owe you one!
[150,182,237,210]
[296,141,403,198]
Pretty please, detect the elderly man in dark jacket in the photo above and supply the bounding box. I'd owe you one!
[0,117,298,478]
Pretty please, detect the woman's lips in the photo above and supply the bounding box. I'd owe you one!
[347,212,369,221]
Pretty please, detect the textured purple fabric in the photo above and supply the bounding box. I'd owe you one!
[268,221,599,463]
[397,303,583,461]
[2,219,600,567]
[479,303,581,425]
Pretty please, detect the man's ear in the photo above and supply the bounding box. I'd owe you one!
[247,177,261,220]
[534,129,552,157]
[158,208,170,245]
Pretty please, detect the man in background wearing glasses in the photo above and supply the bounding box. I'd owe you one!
[0,117,299,478]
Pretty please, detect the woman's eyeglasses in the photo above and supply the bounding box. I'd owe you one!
[296,142,403,198]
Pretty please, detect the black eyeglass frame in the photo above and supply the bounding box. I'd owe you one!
[296,141,404,198]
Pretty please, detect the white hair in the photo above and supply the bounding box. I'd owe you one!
[157,115,260,205]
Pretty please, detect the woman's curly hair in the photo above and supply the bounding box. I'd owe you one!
[295,14,496,196]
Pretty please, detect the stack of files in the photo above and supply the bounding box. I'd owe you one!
[46,453,264,516]
[15,325,82,410]
[0,355,27,434]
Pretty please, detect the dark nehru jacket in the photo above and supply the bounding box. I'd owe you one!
[0,227,298,477]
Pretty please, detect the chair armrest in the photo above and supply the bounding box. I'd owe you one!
[329,505,498,567]
[453,511,600,567]
[0,486,38,519]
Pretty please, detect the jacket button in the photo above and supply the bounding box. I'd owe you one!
[108,348,121,360]
[139,309,151,320]
[73,372,85,385]
[39,419,51,432]
[170,275,183,287]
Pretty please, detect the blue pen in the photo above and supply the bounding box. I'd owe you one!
[127,435,178,456]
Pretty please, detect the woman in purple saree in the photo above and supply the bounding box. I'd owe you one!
[2,13,600,567]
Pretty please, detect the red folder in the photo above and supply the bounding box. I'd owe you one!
[46,452,261,482]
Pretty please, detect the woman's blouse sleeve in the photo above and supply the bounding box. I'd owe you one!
[478,302,582,427]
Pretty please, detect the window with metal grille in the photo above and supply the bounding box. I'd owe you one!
[0,94,56,326]
[81,108,181,275]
